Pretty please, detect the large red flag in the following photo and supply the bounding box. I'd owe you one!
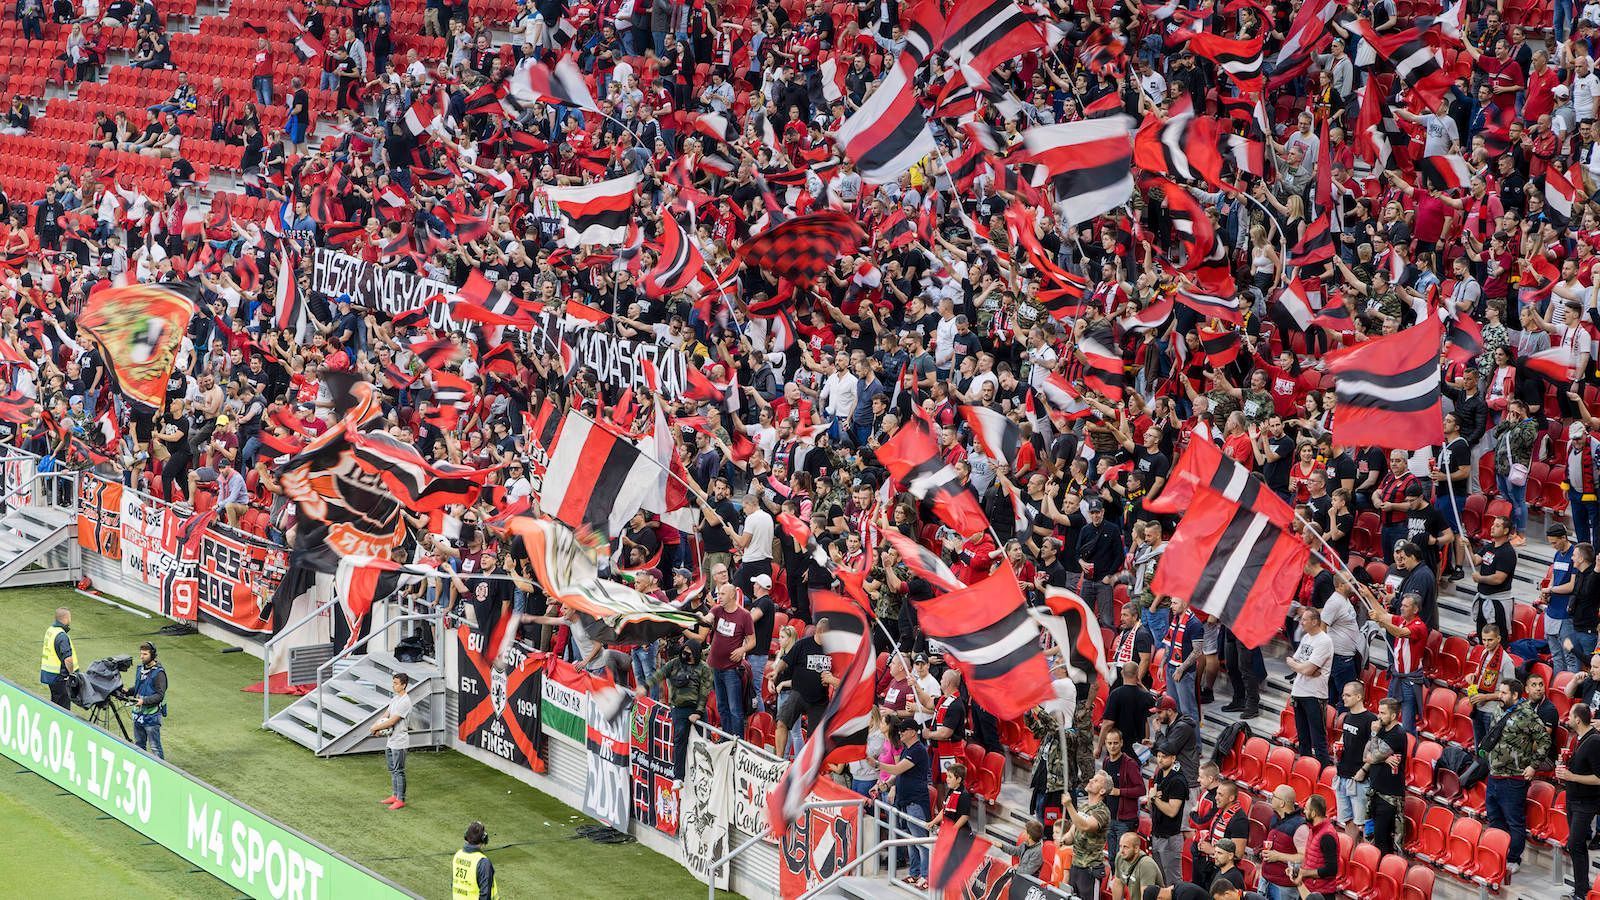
[876,418,992,537]
[910,563,1055,721]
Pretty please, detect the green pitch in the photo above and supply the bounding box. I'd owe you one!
[0,585,722,899]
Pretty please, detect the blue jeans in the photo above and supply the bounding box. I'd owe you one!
[1574,490,1600,546]
[1435,494,1462,535]
[713,668,744,740]
[632,644,659,700]
[1551,616,1581,674]
[1142,607,1170,651]
[1329,654,1359,710]
[1264,883,1297,900]
[748,653,769,713]
[852,777,876,796]
[1486,776,1528,863]
[1558,0,1576,41]
[252,74,272,105]
[133,719,163,759]
[1386,674,1422,735]
[386,748,407,801]
[1496,473,1528,532]
[1575,629,1599,664]
[1167,665,1200,722]
[898,802,929,878]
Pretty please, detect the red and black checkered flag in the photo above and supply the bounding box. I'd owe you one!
[735,210,865,285]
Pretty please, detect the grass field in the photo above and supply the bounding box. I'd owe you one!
[0,585,721,899]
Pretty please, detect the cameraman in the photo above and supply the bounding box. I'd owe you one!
[644,640,711,780]
[39,606,76,709]
[129,641,167,758]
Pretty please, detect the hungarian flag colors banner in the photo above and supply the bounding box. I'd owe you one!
[77,280,198,409]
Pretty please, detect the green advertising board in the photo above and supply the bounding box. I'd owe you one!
[0,677,414,899]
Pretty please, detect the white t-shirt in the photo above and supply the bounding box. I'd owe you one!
[386,691,414,750]
[912,673,941,725]
[741,509,774,562]
[1290,630,1333,699]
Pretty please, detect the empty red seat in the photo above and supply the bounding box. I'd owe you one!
[1441,816,1483,876]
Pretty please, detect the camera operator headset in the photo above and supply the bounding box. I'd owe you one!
[129,641,168,759]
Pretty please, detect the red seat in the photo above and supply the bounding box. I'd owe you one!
[981,751,1004,804]
[1406,739,1441,795]
[1513,603,1539,643]
[1234,737,1271,786]
[1401,863,1435,900]
[1401,795,1427,854]
[1373,853,1408,900]
[1528,779,1556,842]
[1343,842,1380,898]
[1435,635,1471,686]
[1441,816,1483,876]
[1450,695,1476,747]
[1471,827,1510,887]
[1420,687,1456,741]
[1288,755,1322,803]
[1273,704,1297,747]
[1261,746,1295,792]
[1353,511,1383,557]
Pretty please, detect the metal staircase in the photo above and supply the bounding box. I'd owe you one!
[0,503,78,587]
[265,650,446,756]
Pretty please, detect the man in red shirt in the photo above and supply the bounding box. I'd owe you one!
[1523,48,1561,123]
[704,583,754,740]
[1368,590,1429,734]
[1468,36,1525,123]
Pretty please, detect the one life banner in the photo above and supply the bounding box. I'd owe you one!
[0,676,414,899]
[628,696,678,836]
[583,693,631,832]
[309,248,690,397]
[455,624,544,768]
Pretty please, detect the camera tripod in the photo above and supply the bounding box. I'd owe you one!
[85,699,130,740]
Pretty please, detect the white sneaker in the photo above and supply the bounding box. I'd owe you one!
[1505,862,1519,875]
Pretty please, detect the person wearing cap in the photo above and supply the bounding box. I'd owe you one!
[875,719,931,888]
[1076,497,1123,624]
[1152,695,1199,787]
[1390,541,1439,632]
[747,573,775,714]
[1145,739,1188,885]
[1207,837,1245,891]
[907,653,940,726]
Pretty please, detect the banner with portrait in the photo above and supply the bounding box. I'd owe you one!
[679,730,734,889]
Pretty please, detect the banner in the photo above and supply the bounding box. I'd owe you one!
[679,730,734,889]
[582,694,631,832]
[309,248,689,397]
[193,525,286,638]
[119,492,192,618]
[628,696,679,836]
[778,777,864,899]
[731,743,788,840]
[0,676,413,898]
[309,248,455,328]
[455,625,543,769]
[77,476,123,558]
[540,657,589,748]
[78,281,198,410]
[2,454,33,514]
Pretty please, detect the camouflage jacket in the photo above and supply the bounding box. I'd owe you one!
[1026,708,1065,794]
[1486,701,1551,777]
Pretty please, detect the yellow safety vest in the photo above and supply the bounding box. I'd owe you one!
[40,624,71,683]
[452,849,496,900]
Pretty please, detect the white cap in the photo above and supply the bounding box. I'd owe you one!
[752,574,772,589]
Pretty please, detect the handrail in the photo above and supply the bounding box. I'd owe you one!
[705,825,772,900]
[312,606,445,755]
[796,836,936,900]
[259,595,341,727]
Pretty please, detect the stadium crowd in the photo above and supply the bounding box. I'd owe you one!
[13,0,1600,895]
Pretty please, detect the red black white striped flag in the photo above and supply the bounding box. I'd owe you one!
[1276,278,1315,331]
[1325,316,1444,449]
[1038,585,1111,685]
[958,403,1021,464]
[346,430,493,511]
[509,55,599,113]
[930,827,992,898]
[911,563,1056,721]
[1118,295,1175,333]
[1290,213,1334,268]
[542,174,639,247]
[1168,29,1264,91]
[837,58,935,184]
[1013,116,1136,227]
[539,410,661,535]
[1442,310,1484,365]
[1078,327,1124,400]
[876,417,992,538]
[641,211,706,299]
[938,0,1050,82]
[1418,154,1474,191]
[766,590,876,834]
[1176,287,1243,324]
[1134,112,1225,189]
[1312,296,1356,333]
[881,529,968,592]
[1199,327,1240,366]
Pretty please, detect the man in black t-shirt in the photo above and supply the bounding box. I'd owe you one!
[1334,682,1376,840]
[1559,703,1600,889]
[747,574,776,714]
[1463,515,1518,638]
[1103,669,1156,746]
[1362,697,1409,854]
[1146,743,1189,885]
[771,617,834,736]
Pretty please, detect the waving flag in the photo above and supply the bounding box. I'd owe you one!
[1134,112,1225,189]
[1078,326,1124,400]
[910,564,1055,721]
[876,417,991,537]
[1170,29,1264,92]
[509,55,599,112]
[78,281,198,410]
[1037,585,1110,685]
[540,410,661,535]
[1325,317,1444,449]
[837,58,935,184]
[1014,117,1136,227]
[881,529,968,593]
[736,210,865,284]
[542,174,640,246]
[642,211,706,298]
[957,404,1021,464]
[767,590,876,834]
[938,0,1049,81]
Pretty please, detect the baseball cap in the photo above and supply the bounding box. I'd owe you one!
[912,653,929,664]
[1156,695,1178,712]
[1086,498,1105,512]
[752,574,772,589]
